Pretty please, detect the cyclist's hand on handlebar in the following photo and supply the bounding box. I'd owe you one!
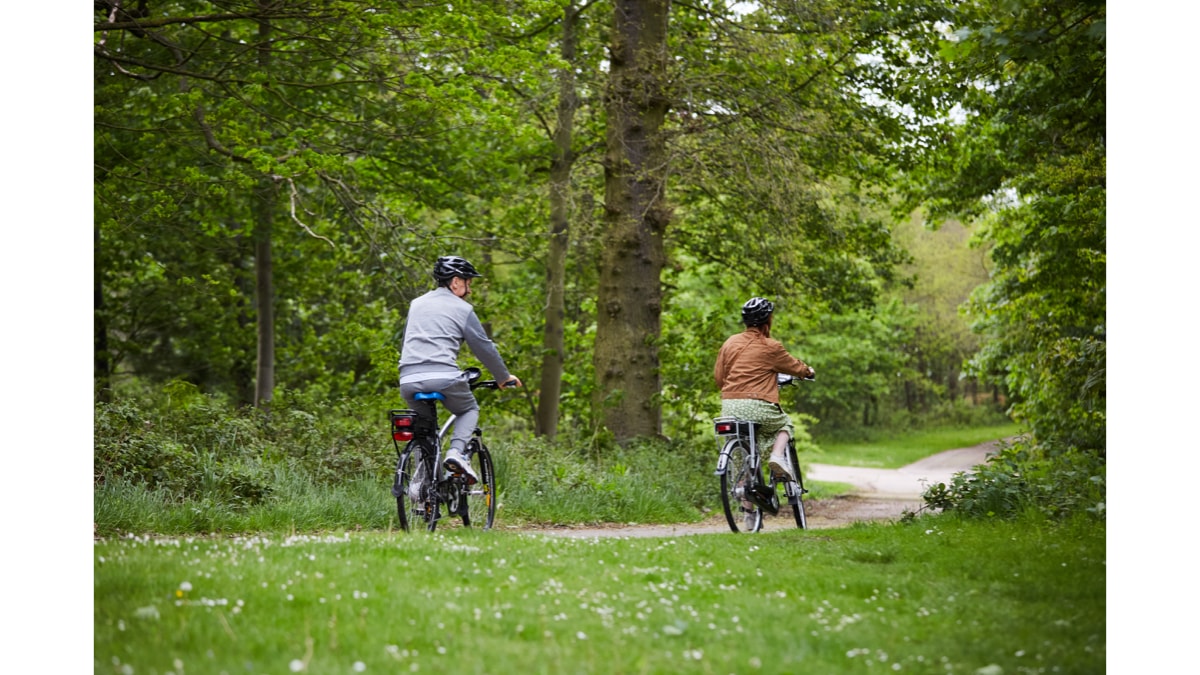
[500,376,522,389]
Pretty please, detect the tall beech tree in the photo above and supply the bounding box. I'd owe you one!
[595,0,672,441]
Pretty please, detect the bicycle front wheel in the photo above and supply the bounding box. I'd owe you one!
[719,439,762,533]
[458,441,497,529]
[786,443,807,529]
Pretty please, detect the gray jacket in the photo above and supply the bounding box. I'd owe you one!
[398,287,512,382]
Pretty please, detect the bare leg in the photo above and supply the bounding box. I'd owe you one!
[772,431,790,457]
[768,431,794,480]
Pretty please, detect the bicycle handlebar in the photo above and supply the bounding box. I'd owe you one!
[776,371,816,387]
[464,367,520,391]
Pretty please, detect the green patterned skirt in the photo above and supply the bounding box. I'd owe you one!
[720,399,794,453]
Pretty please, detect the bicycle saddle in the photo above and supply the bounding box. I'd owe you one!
[413,391,446,401]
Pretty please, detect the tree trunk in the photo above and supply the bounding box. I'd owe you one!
[594,0,671,442]
[253,7,275,408]
[253,178,276,407]
[232,237,256,407]
[94,223,112,403]
[536,2,581,440]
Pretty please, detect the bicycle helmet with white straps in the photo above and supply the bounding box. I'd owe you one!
[433,256,483,284]
[741,297,774,327]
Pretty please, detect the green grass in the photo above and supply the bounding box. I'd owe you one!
[94,513,1103,674]
[815,422,1023,469]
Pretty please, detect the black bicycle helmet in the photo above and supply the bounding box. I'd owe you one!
[741,297,774,327]
[433,256,483,284]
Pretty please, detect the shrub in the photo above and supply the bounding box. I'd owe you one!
[922,438,1105,520]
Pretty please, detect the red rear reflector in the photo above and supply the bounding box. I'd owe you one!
[715,421,736,434]
[392,414,415,442]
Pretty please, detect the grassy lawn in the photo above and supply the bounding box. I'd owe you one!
[814,422,1023,469]
[94,513,1103,674]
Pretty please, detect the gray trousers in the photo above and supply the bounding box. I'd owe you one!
[399,373,479,455]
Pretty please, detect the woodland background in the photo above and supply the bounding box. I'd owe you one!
[90,0,1104,523]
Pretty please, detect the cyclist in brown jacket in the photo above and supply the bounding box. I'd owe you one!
[714,297,815,480]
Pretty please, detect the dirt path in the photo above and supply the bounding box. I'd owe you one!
[524,440,1003,539]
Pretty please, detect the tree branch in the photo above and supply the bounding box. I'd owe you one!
[285,178,335,248]
[94,12,312,33]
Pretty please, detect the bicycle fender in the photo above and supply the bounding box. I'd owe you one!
[714,439,740,476]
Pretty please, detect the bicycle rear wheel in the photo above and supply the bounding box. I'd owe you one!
[395,446,437,533]
[394,447,416,532]
[719,439,762,533]
[456,440,496,529]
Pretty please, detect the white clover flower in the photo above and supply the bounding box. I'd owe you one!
[134,605,161,620]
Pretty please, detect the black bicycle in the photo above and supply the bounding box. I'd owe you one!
[389,367,501,532]
[713,373,813,533]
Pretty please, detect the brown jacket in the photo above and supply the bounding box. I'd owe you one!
[714,326,814,404]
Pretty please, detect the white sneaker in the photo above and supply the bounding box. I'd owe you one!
[443,450,480,485]
[768,452,795,482]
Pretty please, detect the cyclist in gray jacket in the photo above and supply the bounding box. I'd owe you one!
[399,256,521,483]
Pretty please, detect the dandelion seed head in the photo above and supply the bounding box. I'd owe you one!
[353,661,366,672]
[289,659,305,672]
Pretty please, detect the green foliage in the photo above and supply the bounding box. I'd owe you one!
[964,149,1106,455]
[923,439,1105,521]
[92,388,713,535]
[94,386,393,513]
[894,0,1105,518]
[789,302,915,431]
[94,0,1083,484]
[496,436,714,525]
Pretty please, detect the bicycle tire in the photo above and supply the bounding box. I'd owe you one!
[786,443,807,529]
[422,449,439,532]
[394,447,416,532]
[719,439,762,533]
[459,441,497,529]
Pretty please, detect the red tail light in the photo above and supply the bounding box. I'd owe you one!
[714,420,737,435]
[392,414,415,442]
